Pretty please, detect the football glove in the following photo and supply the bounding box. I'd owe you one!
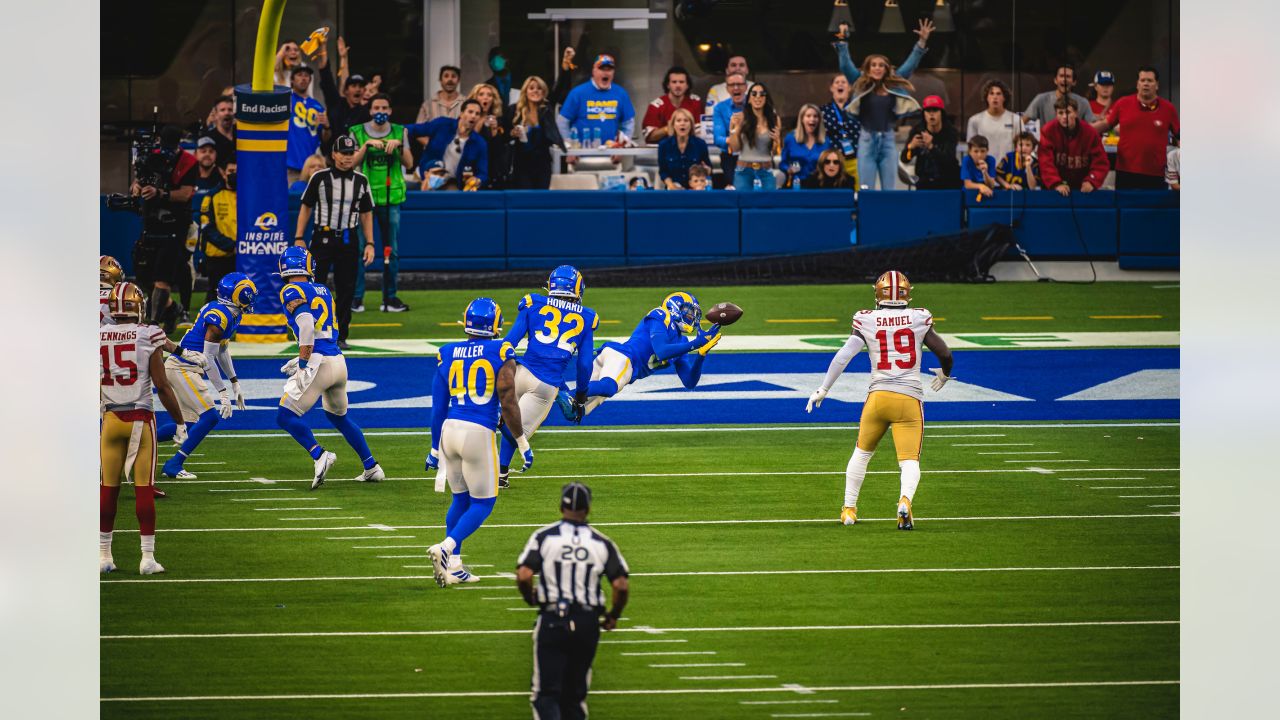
[517,436,534,472]
[930,368,951,392]
[572,392,587,424]
[217,388,234,419]
[425,448,440,471]
[173,423,188,446]
[179,348,208,370]
[806,387,828,413]
[231,380,246,410]
[280,357,300,377]
[693,323,722,355]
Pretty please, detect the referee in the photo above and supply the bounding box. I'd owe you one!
[293,135,375,349]
[517,483,629,720]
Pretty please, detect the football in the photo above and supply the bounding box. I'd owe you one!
[705,301,743,326]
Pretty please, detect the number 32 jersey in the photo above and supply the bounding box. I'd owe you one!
[435,339,517,430]
[852,307,934,401]
[505,293,599,388]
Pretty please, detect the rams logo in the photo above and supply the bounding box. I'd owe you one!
[254,212,279,232]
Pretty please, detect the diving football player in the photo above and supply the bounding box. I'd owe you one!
[274,246,385,489]
[497,265,598,487]
[158,272,256,479]
[805,271,954,529]
[425,298,531,586]
[561,291,721,420]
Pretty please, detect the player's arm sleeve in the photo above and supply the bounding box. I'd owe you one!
[217,343,237,381]
[673,351,706,389]
[202,338,228,392]
[293,311,316,347]
[430,364,449,452]
[575,314,596,395]
[820,332,867,392]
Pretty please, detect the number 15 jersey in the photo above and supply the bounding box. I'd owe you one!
[852,307,934,401]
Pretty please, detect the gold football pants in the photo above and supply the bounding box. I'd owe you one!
[101,411,156,488]
[855,390,924,461]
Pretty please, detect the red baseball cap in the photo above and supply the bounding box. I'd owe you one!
[922,95,945,110]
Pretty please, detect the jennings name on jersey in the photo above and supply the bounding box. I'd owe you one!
[281,281,341,356]
[175,300,244,364]
[507,293,599,386]
[852,307,934,401]
[100,322,168,412]
[435,339,516,430]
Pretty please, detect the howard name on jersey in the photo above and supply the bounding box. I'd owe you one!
[853,307,934,401]
[100,323,167,412]
[436,339,517,430]
[513,293,598,385]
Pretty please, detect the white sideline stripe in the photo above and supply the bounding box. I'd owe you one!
[978,451,1059,455]
[279,516,363,521]
[952,443,1033,447]
[376,555,427,559]
[355,545,430,549]
[601,639,689,644]
[185,462,226,465]
[368,524,396,532]
[682,675,778,680]
[1090,486,1174,490]
[1149,504,1180,508]
[481,596,523,601]
[1004,459,1089,463]
[651,663,744,668]
[100,620,1178,641]
[329,536,415,541]
[210,488,297,493]
[538,447,621,451]
[99,679,1179,702]
[622,651,717,656]
[104,512,1180,535]
[97,566,1176,586]
[1119,494,1180,498]
[149,466,1182,486]
[507,607,538,612]
[770,714,869,718]
[230,498,317,502]
[741,700,840,706]
[250,477,275,484]
[202,421,1179,440]
[254,507,342,511]
[1059,477,1145,481]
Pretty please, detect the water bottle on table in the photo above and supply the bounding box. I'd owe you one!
[592,127,601,149]
[569,128,579,149]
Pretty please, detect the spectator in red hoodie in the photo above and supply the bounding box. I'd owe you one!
[1094,66,1180,189]
[1038,95,1109,196]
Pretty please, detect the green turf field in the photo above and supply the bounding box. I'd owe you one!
[100,421,1178,718]
[323,281,1179,339]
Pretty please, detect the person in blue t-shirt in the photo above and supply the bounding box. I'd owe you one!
[960,135,998,200]
[286,65,329,183]
[555,54,635,154]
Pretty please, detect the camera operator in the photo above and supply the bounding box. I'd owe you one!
[129,125,200,332]
[293,135,375,349]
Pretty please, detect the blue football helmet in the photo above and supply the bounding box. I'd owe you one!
[217,272,258,311]
[547,265,584,300]
[663,291,702,333]
[277,246,314,278]
[463,297,504,337]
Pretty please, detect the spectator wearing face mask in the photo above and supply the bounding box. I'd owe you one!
[485,47,516,106]
[349,94,414,313]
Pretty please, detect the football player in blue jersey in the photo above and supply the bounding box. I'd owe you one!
[157,272,256,480]
[273,246,385,489]
[424,298,531,587]
[496,265,598,487]
[561,291,722,420]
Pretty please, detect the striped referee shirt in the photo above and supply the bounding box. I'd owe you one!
[300,167,374,231]
[518,520,628,609]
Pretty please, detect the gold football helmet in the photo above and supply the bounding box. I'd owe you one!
[107,281,147,322]
[100,255,124,288]
[874,270,911,308]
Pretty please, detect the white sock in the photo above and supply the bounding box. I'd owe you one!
[899,460,921,502]
[99,532,113,555]
[442,537,458,554]
[140,534,155,554]
[845,448,874,507]
[449,554,462,569]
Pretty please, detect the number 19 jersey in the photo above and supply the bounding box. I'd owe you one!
[853,307,934,401]
[435,339,517,430]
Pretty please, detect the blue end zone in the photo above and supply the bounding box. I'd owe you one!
[180,348,1179,431]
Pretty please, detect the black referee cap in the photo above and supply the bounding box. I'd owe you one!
[333,135,358,154]
[561,482,592,511]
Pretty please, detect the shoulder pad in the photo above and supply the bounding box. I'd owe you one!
[203,307,228,328]
[280,282,306,305]
[500,341,516,362]
[591,312,600,331]
[518,293,534,311]
[645,307,667,322]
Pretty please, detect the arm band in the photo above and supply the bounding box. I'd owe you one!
[218,344,236,383]
[820,333,866,392]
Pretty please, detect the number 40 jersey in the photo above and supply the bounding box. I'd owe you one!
[852,307,934,401]
[434,339,517,431]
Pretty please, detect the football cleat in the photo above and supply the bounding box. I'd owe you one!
[874,270,911,308]
[449,567,480,584]
[427,543,452,588]
[555,389,578,421]
[498,471,510,489]
[840,506,858,525]
[152,486,167,499]
[139,554,166,575]
[162,467,196,480]
[356,464,385,482]
[897,496,914,530]
[100,554,117,574]
[311,451,337,490]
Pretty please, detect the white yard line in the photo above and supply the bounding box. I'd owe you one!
[185,462,226,465]
[600,639,689,644]
[375,555,427,559]
[1149,504,1180,508]
[1059,478,1145,481]
[1004,459,1090,463]
[1118,494,1180,498]
[652,662,745,668]
[99,679,1179,702]
[482,597,523,601]
[278,516,363,521]
[202,421,1179,441]
[682,675,778,681]
[622,651,718,656]
[978,451,1059,455]
[951,443,1033,447]
[741,700,840,706]
[507,607,538,612]
[209,488,297,493]
[100,621,1179,642]
[537,448,621,452]
[230,498,317,502]
[254,507,342,511]
[354,545,430,549]
[105,512,1181,535]
[328,536,415,541]
[101,566,1176,586]
[770,713,869,718]
[1090,486,1174,490]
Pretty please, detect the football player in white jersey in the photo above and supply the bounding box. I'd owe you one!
[806,271,953,530]
[100,282,187,574]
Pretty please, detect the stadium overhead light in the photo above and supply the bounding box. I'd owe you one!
[879,0,904,35]
[828,0,855,35]
[933,0,954,33]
